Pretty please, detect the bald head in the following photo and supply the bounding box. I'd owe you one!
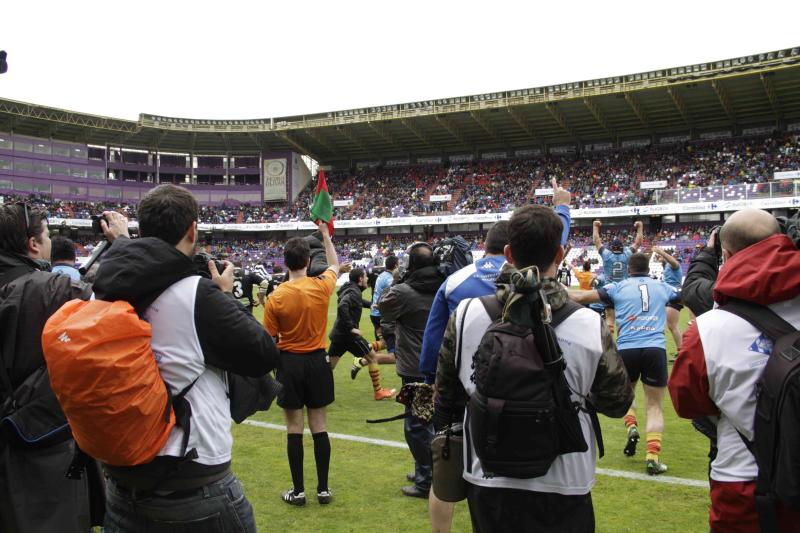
[720,209,780,256]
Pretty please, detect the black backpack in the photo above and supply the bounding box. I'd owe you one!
[467,295,603,479]
[434,236,473,278]
[720,298,800,532]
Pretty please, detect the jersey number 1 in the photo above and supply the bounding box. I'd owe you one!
[638,284,650,312]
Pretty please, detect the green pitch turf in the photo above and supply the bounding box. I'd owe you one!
[237,289,711,532]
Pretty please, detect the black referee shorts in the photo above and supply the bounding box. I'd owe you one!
[618,347,668,387]
[276,350,334,410]
[328,336,372,359]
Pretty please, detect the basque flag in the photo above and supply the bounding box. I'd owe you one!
[310,169,334,234]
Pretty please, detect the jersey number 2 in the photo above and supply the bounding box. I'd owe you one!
[638,284,650,312]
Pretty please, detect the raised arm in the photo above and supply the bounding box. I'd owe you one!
[631,221,644,252]
[592,220,603,250]
[652,246,680,269]
[318,221,339,274]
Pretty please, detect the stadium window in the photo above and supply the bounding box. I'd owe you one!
[34,143,51,156]
[14,141,33,153]
[0,158,11,170]
[0,136,11,150]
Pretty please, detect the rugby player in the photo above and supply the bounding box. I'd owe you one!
[570,252,679,475]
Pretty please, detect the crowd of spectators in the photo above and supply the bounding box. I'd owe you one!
[2,132,797,224]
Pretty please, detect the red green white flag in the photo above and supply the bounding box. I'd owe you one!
[310,169,334,234]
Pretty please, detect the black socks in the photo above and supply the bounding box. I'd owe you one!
[312,432,331,493]
[287,433,304,494]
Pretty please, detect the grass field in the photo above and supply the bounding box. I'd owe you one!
[235,288,712,532]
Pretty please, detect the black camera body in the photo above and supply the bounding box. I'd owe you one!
[91,214,109,234]
[710,225,723,258]
[193,252,226,279]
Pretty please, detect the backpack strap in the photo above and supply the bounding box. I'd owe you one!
[552,298,606,458]
[720,298,797,341]
[456,298,476,371]
[551,300,583,329]
[477,294,503,322]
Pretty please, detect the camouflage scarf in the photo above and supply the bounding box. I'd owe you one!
[494,263,568,329]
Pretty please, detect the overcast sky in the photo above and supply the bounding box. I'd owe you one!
[1,1,798,121]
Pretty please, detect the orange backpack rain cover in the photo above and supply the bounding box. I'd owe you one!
[42,299,175,466]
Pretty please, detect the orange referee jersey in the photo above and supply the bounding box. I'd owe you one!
[264,269,337,353]
[574,270,595,290]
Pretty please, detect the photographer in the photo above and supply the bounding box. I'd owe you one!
[681,227,721,317]
[92,185,278,532]
[0,202,99,532]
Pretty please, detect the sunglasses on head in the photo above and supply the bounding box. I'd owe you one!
[15,202,48,237]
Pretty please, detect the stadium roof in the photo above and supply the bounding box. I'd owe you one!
[1,47,799,167]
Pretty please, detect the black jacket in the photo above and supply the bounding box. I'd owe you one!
[306,233,330,277]
[377,265,445,378]
[93,236,278,379]
[330,282,371,341]
[93,237,279,489]
[682,248,719,317]
[0,252,99,532]
[0,251,92,439]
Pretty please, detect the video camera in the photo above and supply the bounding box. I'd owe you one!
[79,214,113,275]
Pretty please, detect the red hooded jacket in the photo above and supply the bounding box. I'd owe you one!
[669,233,800,532]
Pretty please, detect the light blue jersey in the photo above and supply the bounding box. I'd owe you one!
[598,276,679,350]
[600,247,633,282]
[662,264,683,289]
[370,270,394,317]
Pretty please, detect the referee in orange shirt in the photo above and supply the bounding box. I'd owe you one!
[264,221,346,507]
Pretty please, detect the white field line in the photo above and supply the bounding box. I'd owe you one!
[242,420,708,489]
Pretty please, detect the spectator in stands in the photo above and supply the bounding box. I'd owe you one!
[50,236,80,281]
[669,208,800,532]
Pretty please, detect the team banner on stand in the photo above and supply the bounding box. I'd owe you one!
[640,180,668,189]
[429,194,452,202]
[263,158,288,201]
[775,170,800,180]
[333,199,354,207]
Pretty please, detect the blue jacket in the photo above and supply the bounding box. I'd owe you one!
[419,205,570,383]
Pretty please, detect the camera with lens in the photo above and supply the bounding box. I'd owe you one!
[91,214,109,234]
[193,252,226,279]
[710,225,723,258]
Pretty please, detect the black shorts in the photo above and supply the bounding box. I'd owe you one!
[276,350,334,410]
[328,336,372,359]
[667,301,684,312]
[370,315,383,339]
[618,347,668,387]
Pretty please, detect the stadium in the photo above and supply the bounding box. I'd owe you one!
[1,25,800,533]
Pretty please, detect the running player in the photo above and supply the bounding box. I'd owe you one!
[593,220,644,333]
[232,261,269,314]
[570,252,679,475]
[651,246,684,354]
[328,268,395,401]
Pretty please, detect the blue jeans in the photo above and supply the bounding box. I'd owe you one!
[402,375,434,492]
[104,472,257,532]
